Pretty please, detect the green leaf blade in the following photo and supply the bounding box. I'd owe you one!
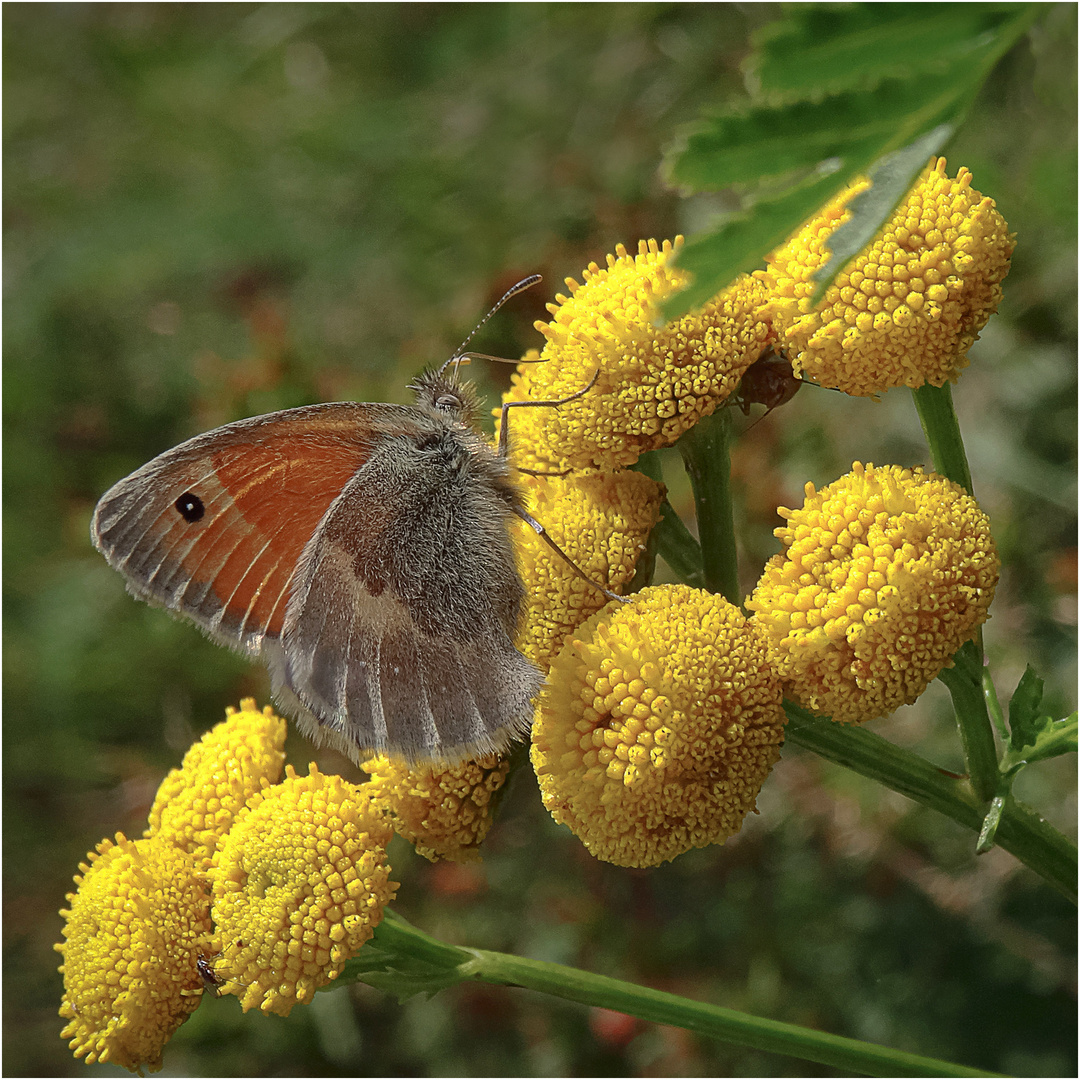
[661,2,1043,320]
[664,171,848,318]
[809,124,955,304]
[1008,665,1047,751]
[750,4,1040,100]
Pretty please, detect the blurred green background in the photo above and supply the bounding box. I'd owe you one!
[4,4,1076,1076]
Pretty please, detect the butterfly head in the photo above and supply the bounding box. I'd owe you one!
[409,368,480,430]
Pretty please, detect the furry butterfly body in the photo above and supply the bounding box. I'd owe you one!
[92,369,542,764]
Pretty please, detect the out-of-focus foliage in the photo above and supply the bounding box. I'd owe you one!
[4,4,1075,1076]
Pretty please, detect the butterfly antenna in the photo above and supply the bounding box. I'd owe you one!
[440,274,543,377]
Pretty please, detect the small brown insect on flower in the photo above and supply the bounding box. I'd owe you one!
[735,346,804,419]
[735,346,842,428]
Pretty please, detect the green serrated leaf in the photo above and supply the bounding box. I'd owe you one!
[1008,665,1047,751]
[1009,713,1078,769]
[990,670,1076,785]
[660,2,1042,321]
[663,170,849,319]
[667,69,973,194]
[809,124,954,304]
[750,3,1040,100]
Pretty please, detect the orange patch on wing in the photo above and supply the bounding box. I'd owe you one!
[206,430,377,637]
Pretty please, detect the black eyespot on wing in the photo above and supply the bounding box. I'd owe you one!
[174,492,205,522]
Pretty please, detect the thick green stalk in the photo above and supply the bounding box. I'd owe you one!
[653,499,707,588]
[633,454,707,587]
[677,408,740,603]
[911,383,1001,801]
[784,703,1076,902]
[938,641,1001,804]
[912,380,973,493]
[356,914,1000,1078]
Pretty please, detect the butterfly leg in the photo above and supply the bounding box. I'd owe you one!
[515,506,629,605]
[496,369,599,459]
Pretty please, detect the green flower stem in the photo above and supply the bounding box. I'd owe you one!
[677,408,740,604]
[784,703,1077,902]
[911,382,1002,801]
[632,454,706,587]
[653,499,707,588]
[982,667,1010,739]
[364,914,1000,1077]
[912,382,973,494]
[938,641,1002,804]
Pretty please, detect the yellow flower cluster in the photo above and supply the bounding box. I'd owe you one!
[500,238,771,471]
[56,834,212,1073]
[60,157,1016,1070]
[759,158,1015,396]
[532,586,786,868]
[208,764,396,1016]
[58,701,398,1070]
[146,700,286,865]
[513,469,665,671]
[363,753,510,862]
[747,462,999,723]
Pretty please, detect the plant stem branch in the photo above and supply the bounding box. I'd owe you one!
[677,408,740,604]
[653,499,706,588]
[784,703,1076,902]
[911,383,1002,799]
[912,381,973,493]
[361,914,1001,1078]
[938,642,1002,804]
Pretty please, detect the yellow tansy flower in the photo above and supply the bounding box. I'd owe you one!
[747,462,999,724]
[362,752,510,862]
[514,469,665,671]
[145,698,287,866]
[760,158,1014,396]
[532,585,786,868]
[56,834,213,1073]
[208,764,397,1017]
[499,238,771,471]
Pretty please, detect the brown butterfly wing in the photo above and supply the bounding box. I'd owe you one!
[267,426,543,763]
[90,403,394,654]
[92,400,542,763]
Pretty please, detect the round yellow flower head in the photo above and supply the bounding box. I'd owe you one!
[362,752,510,863]
[207,764,397,1017]
[56,834,213,1073]
[532,585,786,868]
[500,238,772,471]
[514,469,665,671]
[145,698,287,866]
[760,158,1015,396]
[747,462,999,723]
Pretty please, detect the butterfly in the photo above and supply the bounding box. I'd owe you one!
[92,277,594,765]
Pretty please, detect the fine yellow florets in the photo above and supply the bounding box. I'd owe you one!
[759,158,1015,396]
[514,469,665,671]
[56,834,213,1073]
[207,764,396,1017]
[145,699,287,866]
[747,462,999,723]
[532,585,786,868]
[500,238,772,471]
[362,753,510,862]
